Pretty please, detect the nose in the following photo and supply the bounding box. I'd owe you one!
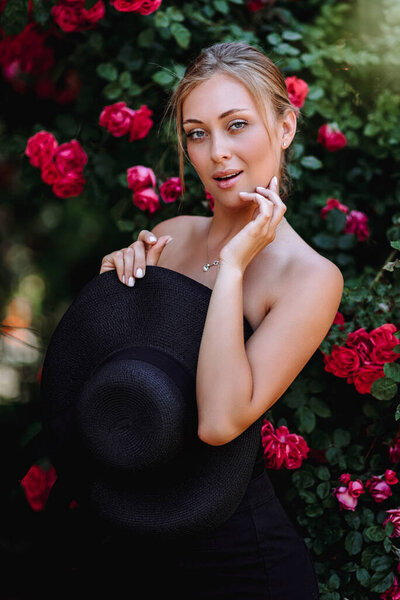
[210,132,231,163]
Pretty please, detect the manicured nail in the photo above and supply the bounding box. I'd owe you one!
[165,237,173,245]
[128,277,135,287]
[122,275,125,284]
[149,235,157,242]
[272,176,278,187]
[136,268,143,278]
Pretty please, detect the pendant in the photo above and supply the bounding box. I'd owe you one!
[202,260,220,272]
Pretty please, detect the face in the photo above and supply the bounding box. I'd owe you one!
[181,72,289,204]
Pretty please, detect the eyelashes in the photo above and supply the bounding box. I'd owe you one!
[185,120,248,141]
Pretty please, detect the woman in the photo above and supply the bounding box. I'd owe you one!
[99,42,343,599]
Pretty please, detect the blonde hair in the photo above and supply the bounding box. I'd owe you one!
[164,41,301,206]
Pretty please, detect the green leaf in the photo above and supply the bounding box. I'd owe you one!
[316,481,331,499]
[103,82,123,101]
[385,520,395,537]
[305,503,324,517]
[97,63,118,82]
[390,240,400,251]
[333,429,351,447]
[337,234,357,250]
[309,397,332,418]
[370,377,397,401]
[307,86,325,101]
[325,209,347,234]
[300,156,323,170]
[152,70,176,87]
[327,573,340,590]
[213,0,229,14]
[356,567,370,586]
[345,530,363,555]
[137,29,155,48]
[371,555,393,572]
[267,33,281,46]
[384,362,400,382]
[154,10,170,27]
[171,23,191,48]
[119,71,132,89]
[365,525,386,542]
[295,405,316,433]
[1,0,29,36]
[292,470,315,489]
[312,233,337,250]
[316,466,331,481]
[370,571,395,594]
[166,6,185,21]
[117,220,135,232]
[395,403,400,421]
[282,30,302,41]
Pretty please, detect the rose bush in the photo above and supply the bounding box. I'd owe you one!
[1,0,400,598]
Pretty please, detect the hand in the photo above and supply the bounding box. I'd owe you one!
[100,229,173,286]
[219,176,287,272]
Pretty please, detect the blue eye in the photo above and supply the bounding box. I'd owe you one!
[185,120,248,141]
[230,120,247,130]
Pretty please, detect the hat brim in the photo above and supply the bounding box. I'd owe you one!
[41,266,260,538]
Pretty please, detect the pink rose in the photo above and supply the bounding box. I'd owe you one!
[261,419,309,470]
[383,508,400,538]
[285,76,309,108]
[54,140,87,175]
[352,365,385,394]
[323,344,360,378]
[386,470,399,485]
[380,575,400,600]
[41,161,60,185]
[110,0,162,14]
[51,0,105,32]
[52,170,86,198]
[132,187,161,213]
[127,165,156,191]
[320,197,349,219]
[317,123,347,151]
[160,177,182,203]
[370,324,399,365]
[390,439,400,465]
[20,464,57,511]
[339,473,351,485]
[99,102,136,138]
[332,477,364,511]
[0,23,54,81]
[344,210,370,241]
[129,105,153,141]
[84,0,106,23]
[366,476,392,502]
[25,131,58,169]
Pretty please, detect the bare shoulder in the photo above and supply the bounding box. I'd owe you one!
[151,214,195,240]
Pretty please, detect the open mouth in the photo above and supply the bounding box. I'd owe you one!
[214,171,243,181]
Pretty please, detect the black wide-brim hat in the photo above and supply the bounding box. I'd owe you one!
[40,266,261,539]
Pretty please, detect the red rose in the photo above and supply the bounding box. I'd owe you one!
[160,177,182,203]
[247,0,264,10]
[390,439,400,464]
[25,131,58,169]
[41,161,60,185]
[307,447,327,464]
[369,324,399,365]
[127,165,156,191]
[344,210,370,241]
[51,3,88,32]
[54,140,87,175]
[129,105,153,141]
[205,190,214,212]
[346,328,375,366]
[320,197,349,219]
[84,0,106,23]
[20,464,57,511]
[323,344,360,378]
[285,76,309,108]
[317,123,347,151]
[332,311,345,330]
[352,365,385,394]
[261,419,309,470]
[133,187,161,213]
[332,477,365,511]
[385,470,399,485]
[111,0,162,14]
[0,23,54,81]
[52,170,86,198]
[99,102,136,137]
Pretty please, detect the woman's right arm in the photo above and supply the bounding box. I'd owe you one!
[99,221,174,287]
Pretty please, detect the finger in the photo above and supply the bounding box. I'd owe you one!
[239,192,274,225]
[146,235,173,266]
[111,250,126,283]
[123,247,135,286]
[137,229,158,247]
[256,186,287,230]
[131,240,146,279]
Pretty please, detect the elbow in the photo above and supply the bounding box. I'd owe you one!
[197,421,241,447]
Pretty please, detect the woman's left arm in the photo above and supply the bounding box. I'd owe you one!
[196,258,343,446]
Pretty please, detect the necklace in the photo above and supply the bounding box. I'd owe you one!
[202,220,220,272]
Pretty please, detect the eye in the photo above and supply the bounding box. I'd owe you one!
[185,129,205,141]
[230,120,248,131]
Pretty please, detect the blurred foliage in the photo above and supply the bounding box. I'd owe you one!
[0,0,400,598]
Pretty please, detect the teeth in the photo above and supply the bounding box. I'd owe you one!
[218,171,241,180]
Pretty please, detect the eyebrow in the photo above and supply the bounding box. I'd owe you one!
[182,108,250,126]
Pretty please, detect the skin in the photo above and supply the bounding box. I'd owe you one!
[100,72,344,446]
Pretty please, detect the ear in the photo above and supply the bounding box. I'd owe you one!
[279,109,297,148]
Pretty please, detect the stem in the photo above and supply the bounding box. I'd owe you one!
[368,249,398,290]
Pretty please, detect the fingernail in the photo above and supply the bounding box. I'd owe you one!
[272,176,278,187]
[128,277,135,287]
[136,268,143,278]
[165,237,173,245]
[149,235,157,242]
[122,275,125,284]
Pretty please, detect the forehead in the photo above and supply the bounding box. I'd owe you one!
[182,73,260,121]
